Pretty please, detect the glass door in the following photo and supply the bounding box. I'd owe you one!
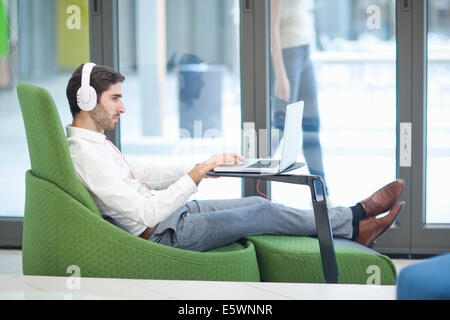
[0,0,90,218]
[269,0,397,212]
[410,0,450,254]
[117,0,243,200]
[426,0,450,224]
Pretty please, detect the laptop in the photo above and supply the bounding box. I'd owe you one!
[213,101,304,174]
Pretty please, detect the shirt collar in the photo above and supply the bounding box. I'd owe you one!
[66,125,106,144]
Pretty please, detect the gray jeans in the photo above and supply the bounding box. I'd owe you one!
[147,196,353,252]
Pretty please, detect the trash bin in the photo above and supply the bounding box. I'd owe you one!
[177,63,224,138]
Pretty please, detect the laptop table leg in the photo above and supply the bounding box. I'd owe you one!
[260,175,339,284]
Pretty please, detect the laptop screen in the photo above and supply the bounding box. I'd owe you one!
[279,101,304,171]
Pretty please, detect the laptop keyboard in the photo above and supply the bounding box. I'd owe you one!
[247,160,280,169]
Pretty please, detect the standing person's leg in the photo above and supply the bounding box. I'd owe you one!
[277,45,328,195]
[271,46,304,151]
[298,45,328,195]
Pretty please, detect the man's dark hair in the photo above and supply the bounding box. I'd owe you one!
[66,64,125,118]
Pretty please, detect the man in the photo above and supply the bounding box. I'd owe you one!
[65,63,405,252]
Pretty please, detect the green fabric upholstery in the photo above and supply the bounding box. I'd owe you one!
[17,82,100,215]
[18,82,260,281]
[23,171,260,280]
[246,235,397,284]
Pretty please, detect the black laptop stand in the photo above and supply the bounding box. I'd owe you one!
[208,162,339,284]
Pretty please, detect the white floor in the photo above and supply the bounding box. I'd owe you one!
[0,274,399,300]
[0,250,420,300]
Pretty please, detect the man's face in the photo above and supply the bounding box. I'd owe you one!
[90,82,125,131]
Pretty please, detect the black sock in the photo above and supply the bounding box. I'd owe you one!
[350,203,367,240]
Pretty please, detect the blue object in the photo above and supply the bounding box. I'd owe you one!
[397,253,450,300]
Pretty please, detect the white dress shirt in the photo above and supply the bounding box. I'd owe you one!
[66,125,198,236]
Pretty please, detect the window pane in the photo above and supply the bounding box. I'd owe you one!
[426,0,450,224]
[270,0,397,209]
[118,0,242,200]
[0,0,90,218]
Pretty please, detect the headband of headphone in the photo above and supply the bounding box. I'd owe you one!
[77,63,97,111]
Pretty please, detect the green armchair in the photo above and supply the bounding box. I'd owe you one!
[18,82,397,284]
[18,82,260,281]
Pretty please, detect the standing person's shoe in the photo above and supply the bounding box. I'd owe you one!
[356,201,406,247]
[360,179,405,217]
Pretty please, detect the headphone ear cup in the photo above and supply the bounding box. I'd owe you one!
[77,86,97,112]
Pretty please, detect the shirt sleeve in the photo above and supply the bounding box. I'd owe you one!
[70,143,198,228]
[128,159,196,191]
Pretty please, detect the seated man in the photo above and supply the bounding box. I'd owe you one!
[65,63,405,252]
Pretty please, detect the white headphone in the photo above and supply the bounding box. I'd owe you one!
[77,63,97,111]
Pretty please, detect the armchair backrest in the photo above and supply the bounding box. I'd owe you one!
[17,82,100,215]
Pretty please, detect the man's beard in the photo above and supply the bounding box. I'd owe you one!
[91,104,117,131]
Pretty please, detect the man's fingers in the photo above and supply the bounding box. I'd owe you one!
[231,153,246,163]
[225,153,245,164]
[212,153,246,166]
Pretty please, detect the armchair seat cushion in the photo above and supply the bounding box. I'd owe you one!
[246,235,397,284]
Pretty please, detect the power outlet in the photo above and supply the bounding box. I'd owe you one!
[400,122,412,167]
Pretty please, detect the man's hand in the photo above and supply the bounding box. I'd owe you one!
[188,153,245,185]
[274,73,290,103]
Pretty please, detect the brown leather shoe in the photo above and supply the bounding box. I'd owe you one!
[360,179,405,217]
[355,201,405,247]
